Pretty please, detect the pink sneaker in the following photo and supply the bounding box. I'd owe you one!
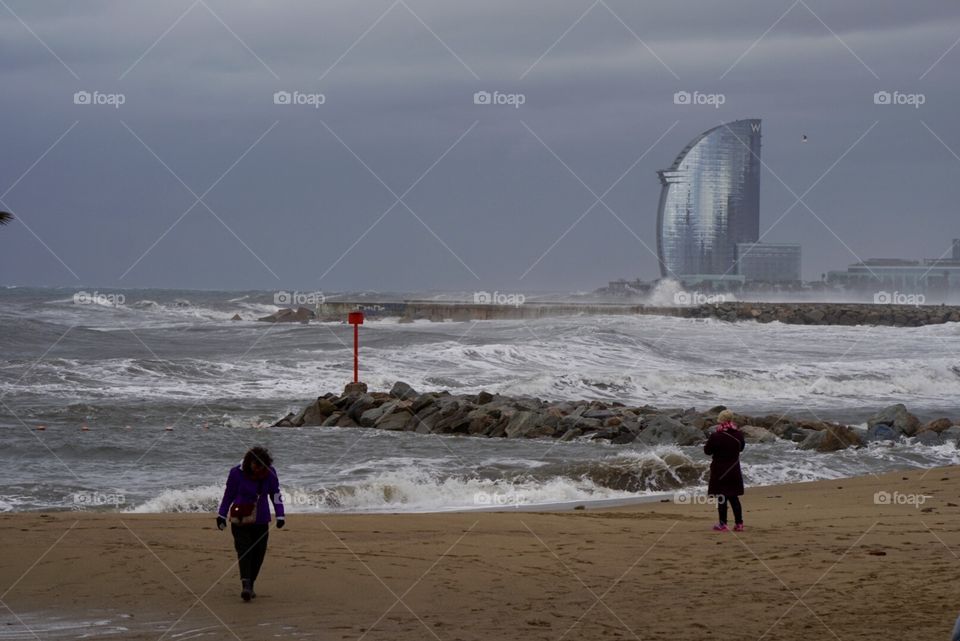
[712,523,729,532]
[733,523,745,532]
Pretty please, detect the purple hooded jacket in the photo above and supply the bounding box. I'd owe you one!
[217,464,285,525]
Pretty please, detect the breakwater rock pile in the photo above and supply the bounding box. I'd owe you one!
[256,301,960,327]
[276,382,960,451]
[691,302,960,327]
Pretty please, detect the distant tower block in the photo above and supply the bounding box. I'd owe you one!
[954,238,960,261]
[657,119,762,278]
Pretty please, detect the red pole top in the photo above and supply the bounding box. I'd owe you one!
[348,311,364,325]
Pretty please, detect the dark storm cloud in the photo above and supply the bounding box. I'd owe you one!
[0,0,958,292]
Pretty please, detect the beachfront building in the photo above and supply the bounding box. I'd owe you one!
[735,242,802,283]
[826,243,960,302]
[656,119,762,280]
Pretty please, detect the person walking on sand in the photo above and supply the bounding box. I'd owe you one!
[216,446,285,601]
[704,409,745,532]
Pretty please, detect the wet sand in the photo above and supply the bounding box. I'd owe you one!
[2,466,960,640]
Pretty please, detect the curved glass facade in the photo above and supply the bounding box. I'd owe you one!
[657,119,761,277]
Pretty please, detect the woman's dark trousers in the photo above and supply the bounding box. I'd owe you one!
[717,496,743,525]
[231,524,270,582]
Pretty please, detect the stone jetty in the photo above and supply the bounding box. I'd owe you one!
[275,382,960,451]
[256,300,960,327]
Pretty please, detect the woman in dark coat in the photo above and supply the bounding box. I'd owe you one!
[216,446,285,601]
[703,409,745,532]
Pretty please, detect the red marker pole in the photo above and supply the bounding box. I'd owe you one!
[348,311,364,383]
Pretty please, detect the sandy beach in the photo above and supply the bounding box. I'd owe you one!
[2,466,959,640]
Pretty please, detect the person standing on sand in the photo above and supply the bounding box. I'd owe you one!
[704,409,746,532]
[216,446,285,601]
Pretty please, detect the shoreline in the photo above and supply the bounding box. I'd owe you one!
[3,466,959,640]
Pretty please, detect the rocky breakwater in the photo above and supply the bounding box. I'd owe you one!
[691,302,960,327]
[275,383,960,451]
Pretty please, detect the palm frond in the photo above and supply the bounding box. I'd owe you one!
[0,211,12,225]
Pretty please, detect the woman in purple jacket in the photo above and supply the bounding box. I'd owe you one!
[703,410,746,532]
[216,446,285,601]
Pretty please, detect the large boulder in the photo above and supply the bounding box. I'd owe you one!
[636,416,703,446]
[390,381,418,400]
[375,410,413,431]
[864,423,899,443]
[272,412,296,427]
[867,404,920,436]
[346,395,378,423]
[505,411,553,438]
[360,401,397,427]
[915,430,943,446]
[920,418,953,434]
[799,426,862,452]
[411,394,437,413]
[940,426,960,444]
[321,412,343,427]
[297,398,338,426]
[740,425,777,444]
[466,407,498,435]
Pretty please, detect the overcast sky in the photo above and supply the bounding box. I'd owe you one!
[0,0,958,292]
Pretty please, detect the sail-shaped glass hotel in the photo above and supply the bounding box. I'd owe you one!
[656,119,761,278]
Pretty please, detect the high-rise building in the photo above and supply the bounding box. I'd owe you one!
[657,119,761,278]
[735,243,801,283]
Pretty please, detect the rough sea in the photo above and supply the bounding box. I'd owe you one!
[2,286,960,514]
